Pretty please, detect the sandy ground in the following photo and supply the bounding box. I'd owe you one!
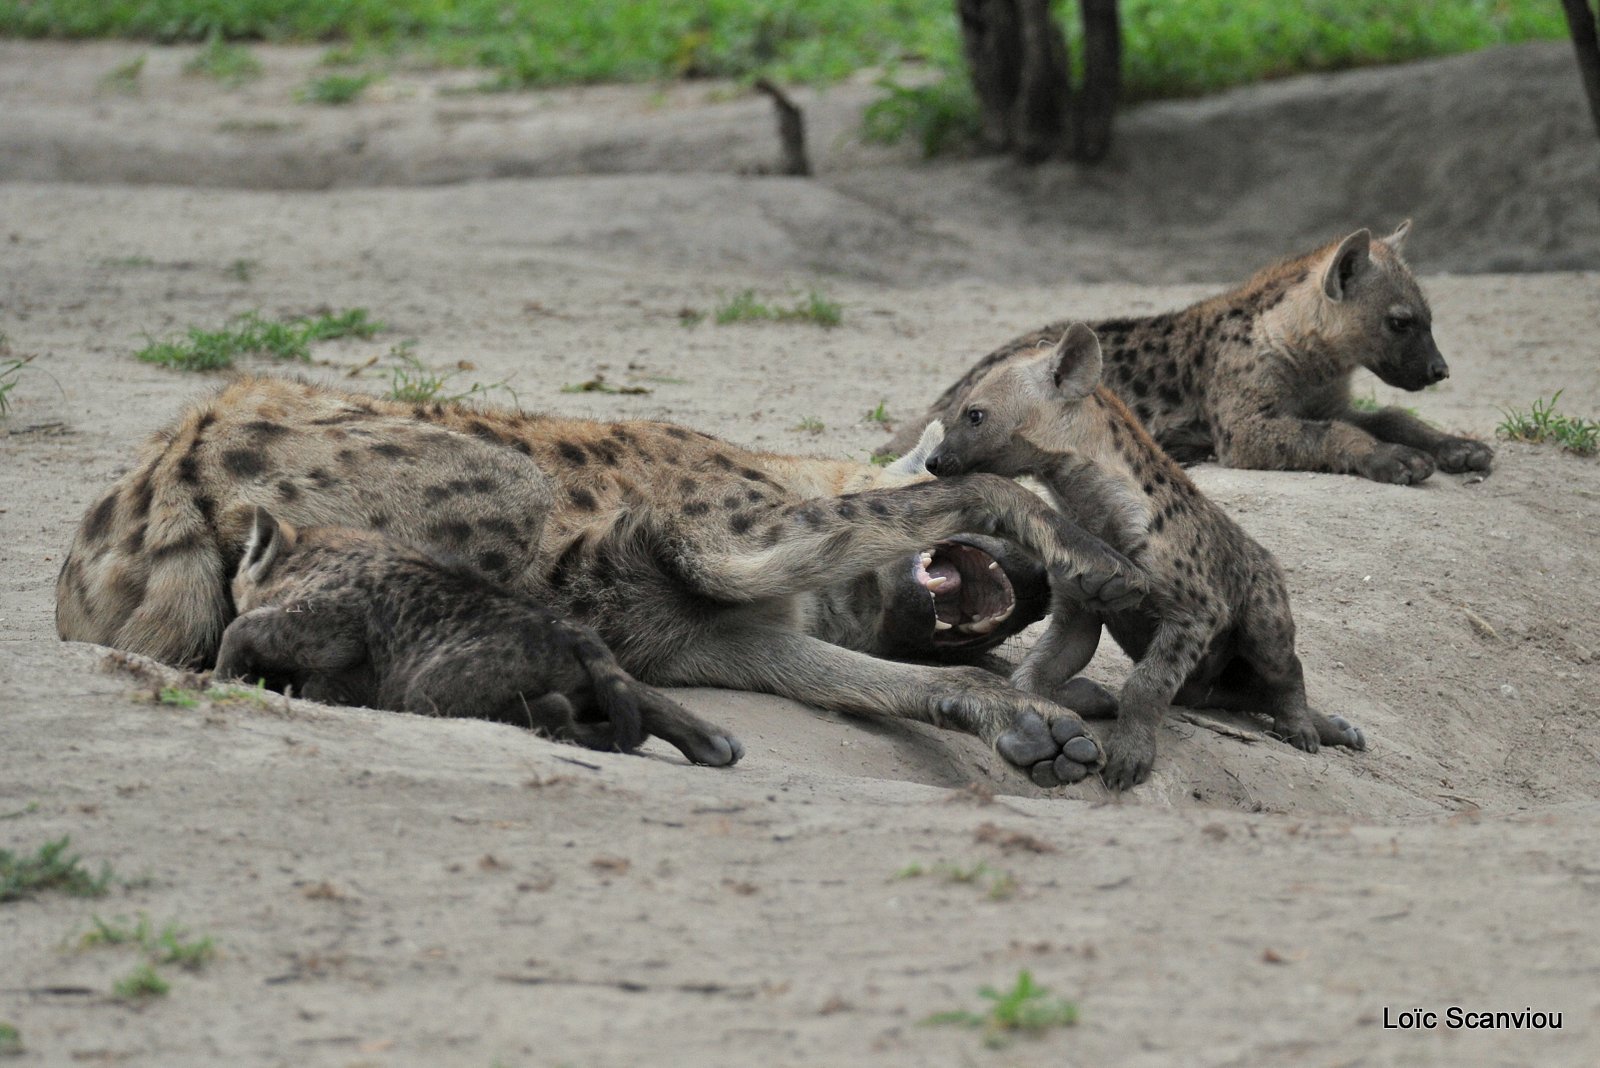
[1,39,1599,1067]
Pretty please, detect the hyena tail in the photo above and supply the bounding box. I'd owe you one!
[55,422,233,669]
[562,622,647,753]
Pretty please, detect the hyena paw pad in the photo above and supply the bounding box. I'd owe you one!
[1434,437,1493,474]
[994,710,1102,788]
[1360,444,1435,485]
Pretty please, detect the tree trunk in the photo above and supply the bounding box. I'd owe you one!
[1071,0,1121,162]
[955,0,1120,163]
[1561,0,1600,143]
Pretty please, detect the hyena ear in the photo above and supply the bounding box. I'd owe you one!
[1322,229,1372,302]
[241,506,290,584]
[1049,322,1102,399]
[1381,218,1412,255]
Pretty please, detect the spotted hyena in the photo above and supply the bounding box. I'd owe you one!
[215,505,743,765]
[57,377,1149,786]
[925,324,1367,789]
[884,222,1493,485]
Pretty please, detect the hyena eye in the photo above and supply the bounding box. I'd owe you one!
[1386,315,1413,334]
[966,408,985,427]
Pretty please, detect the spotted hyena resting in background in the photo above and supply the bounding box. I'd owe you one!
[925,325,1366,789]
[215,506,742,765]
[58,377,1150,787]
[885,222,1493,485]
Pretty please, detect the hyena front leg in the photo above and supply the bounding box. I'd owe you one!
[214,604,371,703]
[1012,604,1117,717]
[667,622,1104,788]
[1227,593,1366,753]
[1101,616,1212,790]
[1218,412,1436,486]
[676,474,1146,613]
[1340,406,1493,475]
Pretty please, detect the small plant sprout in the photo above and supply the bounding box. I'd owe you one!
[864,401,891,425]
[0,1022,20,1057]
[1496,391,1599,456]
[385,346,518,405]
[298,72,378,105]
[0,838,113,902]
[113,963,170,1000]
[0,351,37,418]
[924,970,1079,1048]
[794,416,825,434]
[184,34,263,87]
[99,55,145,95]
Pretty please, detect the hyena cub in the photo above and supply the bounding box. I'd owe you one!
[887,222,1493,485]
[925,324,1366,790]
[216,506,743,767]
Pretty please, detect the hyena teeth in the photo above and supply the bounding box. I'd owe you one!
[925,575,950,591]
[963,617,1000,635]
[934,619,953,631]
[989,561,1000,572]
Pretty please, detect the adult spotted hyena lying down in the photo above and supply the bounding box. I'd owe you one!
[925,325,1367,789]
[885,222,1493,485]
[58,377,1148,786]
[216,506,742,766]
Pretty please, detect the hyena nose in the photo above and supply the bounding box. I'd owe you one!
[1427,357,1449,383]
[925,449,958,477]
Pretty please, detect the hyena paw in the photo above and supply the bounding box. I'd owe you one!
[1270,712,1320,754]
[1100,724,1157,791]
[991,707,1103,788]
[1312,711,1366,751]
[1054,677,1119,719]
[1061,560,1148,614]
[1433,437,1493,474]
[1359,444,1435,485]
[679,729,745,767]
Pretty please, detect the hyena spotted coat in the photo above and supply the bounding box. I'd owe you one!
[217,507,743,766]
[884,222,1493,485]
[925,325,1366,790]
[58,377,1147,787]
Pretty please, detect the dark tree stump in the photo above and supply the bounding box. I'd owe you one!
[1562,0,1600,143]
[753,78,811,176]
[1072,0,1122,163]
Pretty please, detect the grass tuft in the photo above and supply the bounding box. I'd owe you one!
[714,289,841,328]
[0,350,36,419]
[112,963,170,1000]
[924,970,1079,1048]
[0,1022,20,1057]
[382,345,518,406]
[298,72,377,105]
[135,308,381,371]
[98,54,144,95]
[1496,391,1598,457]
[183,32,262,86]
[0,838,113,902]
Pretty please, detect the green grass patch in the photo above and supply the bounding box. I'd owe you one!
[793,415,825,434]
[183,31,262,85]
[863,400,890,425]
[135,308,381,371]
[0,837,113,903]
[84,914,216,971]
[714,289,841,328]
[1497,391,1599,457]
[0,1022,20,1057]
[924,970,1079,1049]
[97,53,144,94]
[112,962,170,1000]
[297,71,377,104]
[896,859,1017,900]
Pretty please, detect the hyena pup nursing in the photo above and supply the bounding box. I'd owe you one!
[216,506,745,767]
[925,324,1366,790]
[887,222,1493,485]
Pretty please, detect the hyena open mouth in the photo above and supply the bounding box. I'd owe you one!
[914,539,1018,646]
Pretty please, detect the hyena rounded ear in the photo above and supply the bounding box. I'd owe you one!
[1322,229,1373,302]
[1050,322,1103,399]
[242,505,288,584]
[1382,218,1412,255]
